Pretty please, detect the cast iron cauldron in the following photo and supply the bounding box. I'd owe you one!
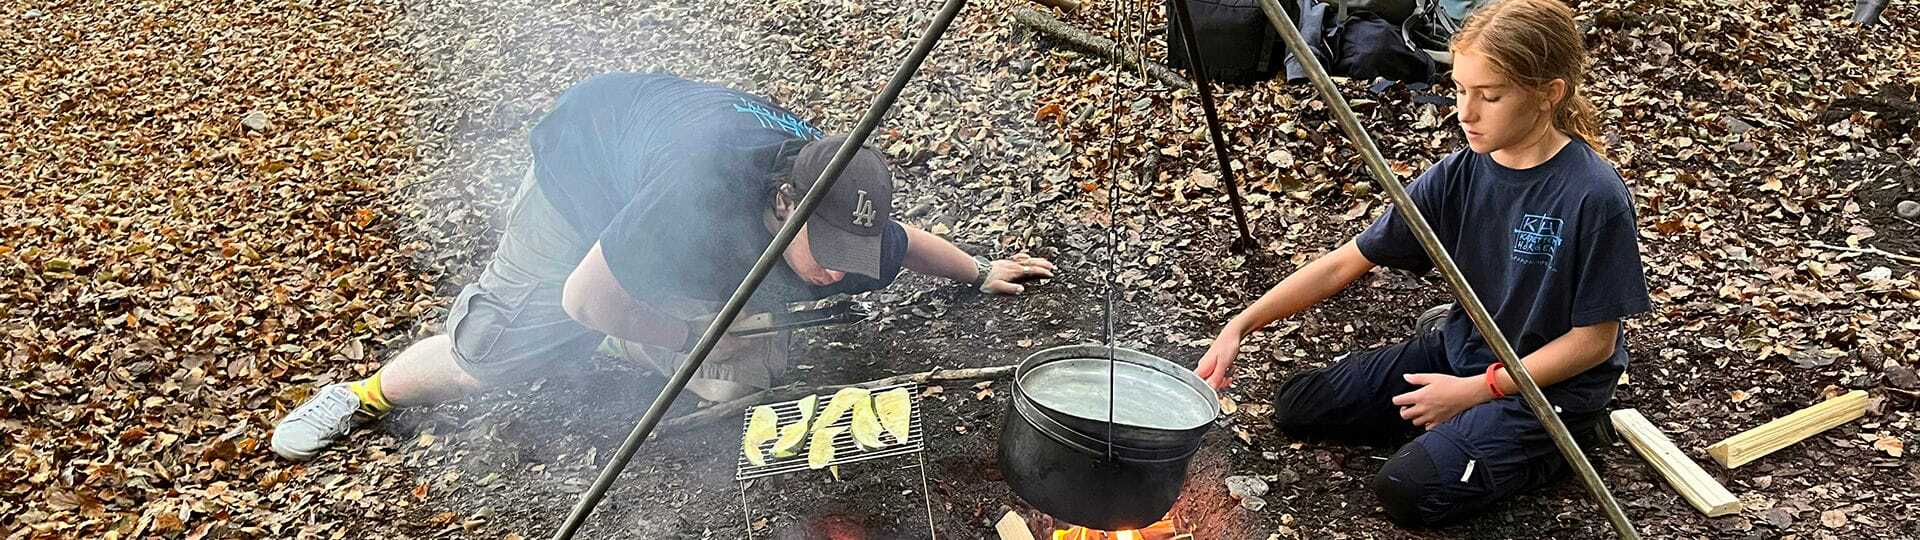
[997,345,1220,530]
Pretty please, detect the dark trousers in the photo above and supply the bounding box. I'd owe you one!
[1271,331,1605,527]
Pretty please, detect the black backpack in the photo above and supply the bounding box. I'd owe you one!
[1333,10,1435,83]
[1163,0,1289,85]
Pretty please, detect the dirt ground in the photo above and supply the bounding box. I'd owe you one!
[365,1,1920,538]
[6,0,1920,539]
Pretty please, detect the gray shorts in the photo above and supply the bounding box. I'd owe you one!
[445,167,790,388]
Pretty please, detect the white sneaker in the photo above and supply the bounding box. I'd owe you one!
[270,383,369,461]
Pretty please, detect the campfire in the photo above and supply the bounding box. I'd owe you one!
[999,509,1191,540]
[1049,516,1189,540]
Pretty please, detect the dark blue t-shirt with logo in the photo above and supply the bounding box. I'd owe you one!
[528,73,904,307]
[1356,139,1650,412]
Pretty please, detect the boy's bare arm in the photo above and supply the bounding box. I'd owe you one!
[561,242,697,350]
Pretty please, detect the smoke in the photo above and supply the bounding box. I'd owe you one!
[384,0,959,375]
[374,0,1068,533]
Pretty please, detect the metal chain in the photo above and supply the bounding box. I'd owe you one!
[1100,0,1129,463]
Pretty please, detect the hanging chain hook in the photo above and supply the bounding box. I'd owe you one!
[1100,0,1124,465]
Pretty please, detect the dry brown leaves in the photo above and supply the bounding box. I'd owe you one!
[3,1,436,538]
[4,0,1919,538]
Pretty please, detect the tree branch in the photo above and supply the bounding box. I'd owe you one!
[1029,0,1081,12]
[1809,241,1920,264]
[1010,7,1193,92]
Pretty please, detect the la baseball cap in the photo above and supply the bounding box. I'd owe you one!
[784,135,896,279]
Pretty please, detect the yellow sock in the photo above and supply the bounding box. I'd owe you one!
[349,372,392,414]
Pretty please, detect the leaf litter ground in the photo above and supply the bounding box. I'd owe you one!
[4,0,1919,539]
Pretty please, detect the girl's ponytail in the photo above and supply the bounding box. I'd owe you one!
[1558,91,1606,157]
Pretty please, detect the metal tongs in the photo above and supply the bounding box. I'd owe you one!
[724,300,870,337]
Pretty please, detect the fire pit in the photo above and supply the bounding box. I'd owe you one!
[997,508,1194,540]
[1050,515,1191,540]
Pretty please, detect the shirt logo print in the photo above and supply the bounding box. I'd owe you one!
[1511,214,1564,268]
[850,190,876,227]
[732,97,824,140]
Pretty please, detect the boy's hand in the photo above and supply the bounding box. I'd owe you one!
[981,253,1056,295]
[1391,373,1493,429]
[1195,328,1241,390]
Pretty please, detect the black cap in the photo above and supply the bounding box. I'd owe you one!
[785,136,895,279]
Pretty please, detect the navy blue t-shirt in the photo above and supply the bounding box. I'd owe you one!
[1356,139,1651,412]
[528,73,905,307]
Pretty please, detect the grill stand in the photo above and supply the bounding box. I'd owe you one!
[735,382,937,539]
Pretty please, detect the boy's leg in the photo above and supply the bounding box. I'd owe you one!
[1271,331,1450,445]
[367,334,474,406]
[272,166,599,460]
[431,166,602,391]
[1370,398,1606,527]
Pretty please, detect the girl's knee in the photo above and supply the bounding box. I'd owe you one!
[1268,369,1324,430]
[1372,442,1443,527]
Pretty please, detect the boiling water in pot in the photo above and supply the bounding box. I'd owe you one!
[1020,357,1215,431]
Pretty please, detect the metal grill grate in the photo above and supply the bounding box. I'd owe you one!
[735,382,926,481]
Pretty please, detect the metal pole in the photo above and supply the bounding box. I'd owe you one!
[547,0,970,537]
[1169,0,1260,253]
[1252,1,1640,538]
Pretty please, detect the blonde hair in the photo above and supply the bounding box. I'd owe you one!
[1450,0,1606,157]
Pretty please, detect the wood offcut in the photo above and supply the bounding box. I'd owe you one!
[1610,409,1742,517]
[1707,390,1870,469]
[996,511,1036,540]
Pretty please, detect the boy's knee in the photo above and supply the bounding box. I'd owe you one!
[1372,443,1443,527]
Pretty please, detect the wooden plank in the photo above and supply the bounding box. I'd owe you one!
[1611,409,1743,517]
[996,511,1036,540]
[1707,390,1869,469]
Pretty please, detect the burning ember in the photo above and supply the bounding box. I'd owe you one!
[1050,517,1188,540]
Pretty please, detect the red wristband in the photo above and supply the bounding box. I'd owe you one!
[1485,362,1507,399]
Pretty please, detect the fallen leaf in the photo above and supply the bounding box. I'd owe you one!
[1874,436,1903,457]
[1761,507,1795,528]
[1264,149,1295,168]
[1034,102,1064,127]
[1341,200,1371,221]
[1821,509,1848,528]
[1189,171,1218,190]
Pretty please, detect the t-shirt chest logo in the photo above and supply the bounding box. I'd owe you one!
[851,190,877,227]
[730,96,824,140]
[1511,214,1564,268]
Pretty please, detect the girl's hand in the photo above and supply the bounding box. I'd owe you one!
[1391,373,1494,429]
[1195,328,1242,390]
